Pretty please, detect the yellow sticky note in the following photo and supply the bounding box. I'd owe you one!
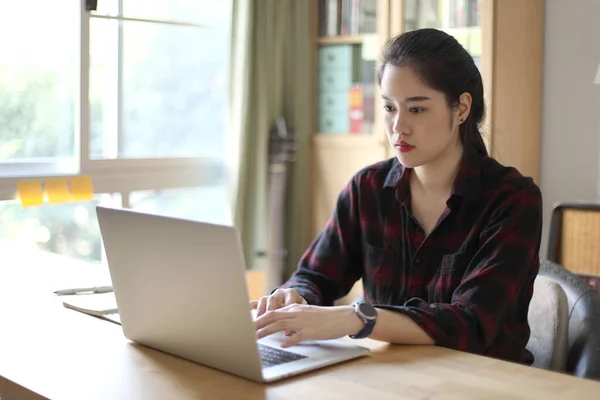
[69,176,94,202]
[45,178,70,204]
[17,180,44,207]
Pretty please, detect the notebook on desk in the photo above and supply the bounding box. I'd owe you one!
[62,292,121,325]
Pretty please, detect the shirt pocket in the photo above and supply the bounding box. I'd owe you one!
[428,252,471,304]
[363,244,404,303]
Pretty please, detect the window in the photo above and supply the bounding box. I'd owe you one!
[0,0,233,262]
[129,186,231,226]
[0,1,78,166]
[89,1,230,160]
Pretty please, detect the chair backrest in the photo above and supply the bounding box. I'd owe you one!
[547,201,600,277]
[526,274,569,371]
[537,260,600,380]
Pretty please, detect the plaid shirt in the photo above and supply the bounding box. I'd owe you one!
[281,152,543,364]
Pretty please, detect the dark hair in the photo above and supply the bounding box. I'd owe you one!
[377,28,488,157]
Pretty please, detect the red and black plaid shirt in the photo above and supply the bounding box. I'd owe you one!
[281,152,543,364]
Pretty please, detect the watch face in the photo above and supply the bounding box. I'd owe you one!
[358,303,377,319]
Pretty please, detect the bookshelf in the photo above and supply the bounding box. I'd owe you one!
[316,35,364,45]
[309,0,388,239]
[308,0,544,240]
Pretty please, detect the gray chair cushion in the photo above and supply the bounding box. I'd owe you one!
[526,275,569,371]
[539,260,600,380]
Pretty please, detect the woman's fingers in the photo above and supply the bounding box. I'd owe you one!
[256,319,295,339]
[266,294,284,312]
[256,297,269,317]
[281,330,306,348]
[254,289,303,318]
[284,290,302,305]
[251,289,304,317]
[255,307,299,329]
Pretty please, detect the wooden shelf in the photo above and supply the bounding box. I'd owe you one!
[316,35,364,45]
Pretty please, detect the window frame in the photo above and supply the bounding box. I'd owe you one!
[0,1,227,204]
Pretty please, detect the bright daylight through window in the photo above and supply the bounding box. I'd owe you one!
[0,0,233,262]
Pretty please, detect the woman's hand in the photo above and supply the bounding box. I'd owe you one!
[254,304,363,348]
[250,288,306,318]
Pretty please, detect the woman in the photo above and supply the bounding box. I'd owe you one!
[252,28,543,364]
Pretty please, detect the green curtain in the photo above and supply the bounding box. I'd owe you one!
[229,0,312,289]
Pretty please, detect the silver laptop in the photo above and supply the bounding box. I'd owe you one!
[96,206,369,383]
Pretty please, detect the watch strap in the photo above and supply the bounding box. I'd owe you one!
[349,303,377,339]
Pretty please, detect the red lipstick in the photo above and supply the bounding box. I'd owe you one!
[395,140,415,153]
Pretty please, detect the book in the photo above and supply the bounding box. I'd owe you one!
[349,85,364,134]
[358,0,377,34]
[62,292,121,325]
[319,0,377,37]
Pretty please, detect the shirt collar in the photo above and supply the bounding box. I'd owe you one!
[383,151,482,202]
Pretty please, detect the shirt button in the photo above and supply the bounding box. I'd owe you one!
[414,258,421,265]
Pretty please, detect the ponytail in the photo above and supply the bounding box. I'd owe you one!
[460,115,488,156]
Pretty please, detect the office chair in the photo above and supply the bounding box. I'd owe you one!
[527,260,600,380]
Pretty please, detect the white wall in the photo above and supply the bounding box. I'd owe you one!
[539,0,600,256]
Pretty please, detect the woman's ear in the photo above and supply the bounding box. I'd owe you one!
[458,92,472,122]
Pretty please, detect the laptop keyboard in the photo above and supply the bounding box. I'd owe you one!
[258,343,307,368]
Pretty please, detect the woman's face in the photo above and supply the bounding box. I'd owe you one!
[380,64,469,168]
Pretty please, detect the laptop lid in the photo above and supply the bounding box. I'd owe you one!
[96,206,265,382]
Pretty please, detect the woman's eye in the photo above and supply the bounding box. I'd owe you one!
[383,105,395,112]
[409,107,425,114]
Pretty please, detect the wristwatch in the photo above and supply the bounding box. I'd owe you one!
[349,302,378,339]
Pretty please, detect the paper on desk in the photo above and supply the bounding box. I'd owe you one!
[62,292,121,325]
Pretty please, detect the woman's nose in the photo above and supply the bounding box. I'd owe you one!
[392,115,409,135]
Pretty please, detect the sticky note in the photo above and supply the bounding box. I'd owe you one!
[69,176,94,202]
[361,34,379,61]
[17,180,44,207]
[45,178,70,204]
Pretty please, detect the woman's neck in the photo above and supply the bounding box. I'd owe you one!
[410,142,464,197]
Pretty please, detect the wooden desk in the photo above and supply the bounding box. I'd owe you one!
[0,247,599,399]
